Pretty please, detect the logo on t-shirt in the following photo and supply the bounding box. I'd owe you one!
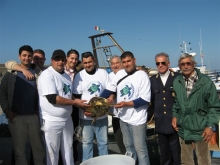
[87,82,102,95]
[119,83,134,99]
[63,84,71,95]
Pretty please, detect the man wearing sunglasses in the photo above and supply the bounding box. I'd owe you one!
[150,52,181,165]
[172,53,220,165]
[38,49,89,165]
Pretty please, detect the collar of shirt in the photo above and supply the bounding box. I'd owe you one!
[183,70,198,97]
[159,69,170,86]
[159,69,170,77]
[64,66,76,82]
[64,66,75,73]
[183,70,198,83]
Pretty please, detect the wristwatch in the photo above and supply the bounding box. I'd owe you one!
[208,126,216,132]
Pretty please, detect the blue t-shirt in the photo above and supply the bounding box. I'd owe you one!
[12,67,38,115]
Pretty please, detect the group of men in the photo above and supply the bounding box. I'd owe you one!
[1,46,88,165]
[0,45,220,165]
[150,52,220,165]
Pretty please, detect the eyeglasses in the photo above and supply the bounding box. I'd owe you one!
[156,62,166,66]
[180,62,192,67]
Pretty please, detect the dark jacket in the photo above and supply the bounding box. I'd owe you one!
[172,68,220,141]
[150,71,180,134]
[0,64,41,113]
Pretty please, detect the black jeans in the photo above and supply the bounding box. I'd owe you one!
[158,133,181,165]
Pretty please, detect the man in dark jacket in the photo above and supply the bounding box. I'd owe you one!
[172,53,220,165]
[0,45,45,165]
[150,52,181,165]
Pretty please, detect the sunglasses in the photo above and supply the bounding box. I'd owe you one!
[156,62,166,66]
[180,62,192,67]
[53,58,65,62]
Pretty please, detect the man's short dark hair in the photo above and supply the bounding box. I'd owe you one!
[33,49,45,57]
[120,51,134,59]
[81,51,94,60]
[67,49,79,58]
[19,45,33,55]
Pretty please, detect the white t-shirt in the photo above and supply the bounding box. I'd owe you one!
[72,68,109,120]
[107,69,151,125]
[109,71,119,117]
[38,66,73,121]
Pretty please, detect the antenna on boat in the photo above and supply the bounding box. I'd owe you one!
[180,41,196,56]
[199,29,204,67]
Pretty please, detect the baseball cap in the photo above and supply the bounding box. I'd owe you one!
[51,49,66,59]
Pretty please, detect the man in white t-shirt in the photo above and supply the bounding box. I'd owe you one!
[100,51,151,165]
[108,55,126,154]
[72,52,109,162]
[38,49,89,165]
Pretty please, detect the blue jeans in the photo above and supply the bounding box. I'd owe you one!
[80,118,108,162]
[120,120,150,165]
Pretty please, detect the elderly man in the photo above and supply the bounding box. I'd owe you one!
[150,52,180,165]
[172,53,220,165]
[38,49,88,165]
[108,55,126,154]
[101,51,151,165]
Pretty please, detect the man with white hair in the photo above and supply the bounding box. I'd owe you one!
[172,53,220,165]
[108,55,126,154]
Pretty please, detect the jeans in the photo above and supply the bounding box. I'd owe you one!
[8,115,45,165]
[179,137,211,165]
[80,118,108,162]
[120,120,150,165]
[112,117,126,154]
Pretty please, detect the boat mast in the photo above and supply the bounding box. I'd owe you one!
[180,41,191,54]
[199,29,204,67]
[88,32,124,68]
[180,41,196,56]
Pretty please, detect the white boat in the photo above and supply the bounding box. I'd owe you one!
[88,30,219,92]
[172,40,220,92]
[171,41,207,73]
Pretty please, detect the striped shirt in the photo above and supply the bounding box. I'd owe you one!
[64,66,76,82]
[183,70,198,97]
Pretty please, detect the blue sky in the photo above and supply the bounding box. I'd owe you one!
[0,0,219,71]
